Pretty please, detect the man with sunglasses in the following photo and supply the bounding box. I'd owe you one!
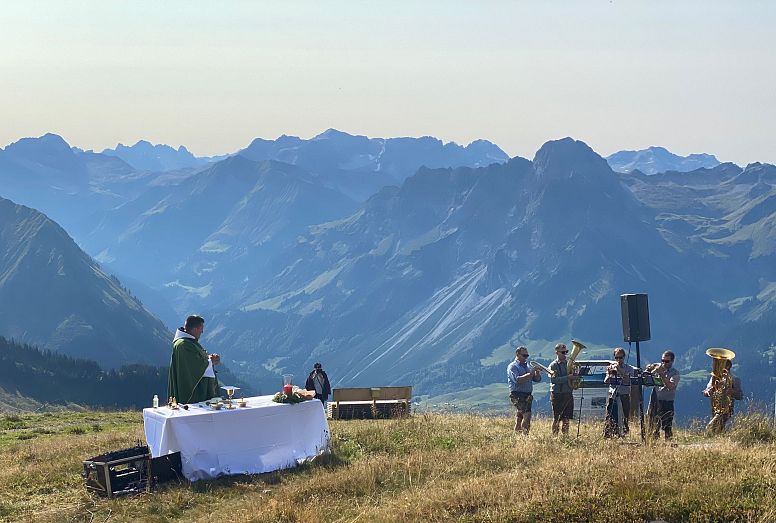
[507,346,541,435]
[548,343,574,436]
[603,347,635,438]
[648,350,680,440]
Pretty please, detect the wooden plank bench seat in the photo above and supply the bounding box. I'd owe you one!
[327,386,412,419]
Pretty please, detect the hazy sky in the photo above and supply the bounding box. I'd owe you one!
[2,1,774,164]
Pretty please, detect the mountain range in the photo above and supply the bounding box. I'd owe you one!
[201,139,748,394]
[100,140,213,172]
[606,146,720,174]
[1,130,773,417]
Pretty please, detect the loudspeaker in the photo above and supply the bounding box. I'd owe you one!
[621,293,650,342]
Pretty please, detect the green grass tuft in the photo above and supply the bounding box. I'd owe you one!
[731,413,776,446]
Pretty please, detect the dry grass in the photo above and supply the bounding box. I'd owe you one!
[1,411,775,522]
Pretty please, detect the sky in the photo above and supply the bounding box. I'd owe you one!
[1,1,775,165]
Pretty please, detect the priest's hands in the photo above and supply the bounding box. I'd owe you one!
[209,353,221,365]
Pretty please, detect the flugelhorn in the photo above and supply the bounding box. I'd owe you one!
[529,361,555,377]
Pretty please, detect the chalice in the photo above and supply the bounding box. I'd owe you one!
[221,385,240,409]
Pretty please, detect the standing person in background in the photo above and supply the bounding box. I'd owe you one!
[648,350,680,440]
[168,315,220,404]
[603,347,635,438]
[305,362,332,406]
[507,346,541,435]
[548,343,574,436]
[704,359,743,434]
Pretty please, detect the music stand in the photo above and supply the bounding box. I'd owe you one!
[635,340,645,442]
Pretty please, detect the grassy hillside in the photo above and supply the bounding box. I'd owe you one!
[0,336,255,411]
[1,410,775,522]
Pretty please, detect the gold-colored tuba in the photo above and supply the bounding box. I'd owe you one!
[567,340,585,390]
[706,348,736,416]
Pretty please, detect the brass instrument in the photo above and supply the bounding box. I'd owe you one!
[529,361,555,377]
[644,362,666,387]
[567,340,585,390]
[706,348,736,416]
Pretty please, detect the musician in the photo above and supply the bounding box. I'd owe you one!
[648,351,681,440]
[548,343,574,436]
[507,346,541,435]
[603,347,635,438]
[703,359,743,434]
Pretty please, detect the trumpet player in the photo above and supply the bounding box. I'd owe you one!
[507,346,541,435]
[603,347,635,438]
[548,343,574,435]
[647,351,680,440]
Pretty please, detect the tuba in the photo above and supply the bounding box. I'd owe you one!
[567,340,585,390]
[706,348,736,416]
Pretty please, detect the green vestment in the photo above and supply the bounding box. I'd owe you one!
[167,334,219,403]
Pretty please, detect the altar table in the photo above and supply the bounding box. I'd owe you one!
[143,395,330,481]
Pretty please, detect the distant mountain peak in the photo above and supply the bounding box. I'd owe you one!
[101,140,205,172]
[606,146,720,174]
[4,133,72,153]
[313,128,356,140]
[533,138,611,181]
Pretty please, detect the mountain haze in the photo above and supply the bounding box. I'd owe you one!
[0,197,170,368]
[101,140,211,172]
[240,129,509,201]
[203,139,739,397]
[80,156,360,312]
[2,131,774,413]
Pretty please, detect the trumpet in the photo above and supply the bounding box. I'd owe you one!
[529,361,555,377]
[607,362,625,378]
[645,362,665,375]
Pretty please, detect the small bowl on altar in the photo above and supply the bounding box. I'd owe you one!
[211,402,223,410]
[237,399,248,408]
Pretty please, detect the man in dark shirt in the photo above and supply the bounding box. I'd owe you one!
[548,343,574,436]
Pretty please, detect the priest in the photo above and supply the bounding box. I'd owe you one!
[168,315,220,404]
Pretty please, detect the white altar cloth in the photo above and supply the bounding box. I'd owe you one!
[143,395,330,481]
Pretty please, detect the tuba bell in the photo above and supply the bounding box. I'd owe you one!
[706,348,736,416]
[567,340,586,390]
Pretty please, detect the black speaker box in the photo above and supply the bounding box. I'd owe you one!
[621,293,651,342]
[151,452,182,485]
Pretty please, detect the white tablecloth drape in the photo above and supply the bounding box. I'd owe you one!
[143,395,330,481]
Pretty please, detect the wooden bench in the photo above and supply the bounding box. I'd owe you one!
[328,386,412,419]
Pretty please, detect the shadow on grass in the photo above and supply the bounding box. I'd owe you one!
[164,450,350,495]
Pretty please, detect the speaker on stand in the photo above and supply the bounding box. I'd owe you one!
[620,293,651,442]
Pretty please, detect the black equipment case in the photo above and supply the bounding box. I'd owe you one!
[83,446,151,497]
[83,446,183,497]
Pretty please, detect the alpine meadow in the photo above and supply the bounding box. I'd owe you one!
[1,2,776,522]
